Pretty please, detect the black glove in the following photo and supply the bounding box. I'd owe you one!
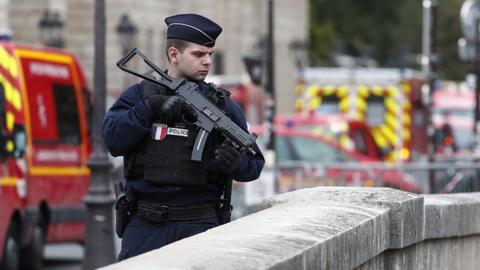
[147,95,197,123]
[181,101,198,123]
[213,139,241,174]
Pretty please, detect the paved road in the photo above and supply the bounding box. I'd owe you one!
[43,237,121,270]
[43,243,83,270]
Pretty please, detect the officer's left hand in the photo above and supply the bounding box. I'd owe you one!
[182,102,198,123]
[214,139,241,174]
[159,96,184,122]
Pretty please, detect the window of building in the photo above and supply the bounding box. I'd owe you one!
[213,51,224,75]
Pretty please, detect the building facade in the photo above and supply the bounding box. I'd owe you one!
[2,0,309,114]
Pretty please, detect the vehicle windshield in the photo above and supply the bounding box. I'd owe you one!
[276,135,348,162]
[292,124,340,140]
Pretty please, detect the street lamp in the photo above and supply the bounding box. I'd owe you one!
[243,55,263,85]
[116,14,137,54]
[82,0,115,269]
[38,10,64,48]
[289,39,308,69]
[421,0,438,192]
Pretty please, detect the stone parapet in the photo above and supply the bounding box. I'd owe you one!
[101,188,480,269]
[101,187,447,270]
[423,192,480,239]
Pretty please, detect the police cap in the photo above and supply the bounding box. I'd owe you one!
[165,13,222,47]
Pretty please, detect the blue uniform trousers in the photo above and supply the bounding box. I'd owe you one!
[117,215,219,261]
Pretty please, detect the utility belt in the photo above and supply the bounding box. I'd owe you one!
[115,188,225,238]
[136,201,217,223]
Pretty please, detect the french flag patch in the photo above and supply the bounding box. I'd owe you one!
[151,123,168,140]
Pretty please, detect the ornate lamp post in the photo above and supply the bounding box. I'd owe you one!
[116,14,137,89]
[82,0,115,269]
[265,0,276,154]
[243,55,263,86]
[289,39,308,69]
[116,14,137,54]
[38,11,64,48]
[421,0,438,192]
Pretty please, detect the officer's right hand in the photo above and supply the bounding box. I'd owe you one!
[213,139,242,174]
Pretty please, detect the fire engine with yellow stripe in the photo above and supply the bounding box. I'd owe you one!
[0,40,92,270]
[294,67,428,162]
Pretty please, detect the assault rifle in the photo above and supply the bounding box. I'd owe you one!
[116,48,257,162]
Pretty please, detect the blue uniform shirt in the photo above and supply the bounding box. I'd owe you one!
[102,81,265,205]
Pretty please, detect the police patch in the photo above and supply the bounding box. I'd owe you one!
[151,123,168,140]
[167,127,188,137]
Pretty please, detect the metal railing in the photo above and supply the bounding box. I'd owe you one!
[231,160,480,218]
[275,160,480,194]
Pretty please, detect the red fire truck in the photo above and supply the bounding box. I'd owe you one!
[248,115,421,194]
[0,41,91,270]
[274,114,387,161]
[294,67,428,162]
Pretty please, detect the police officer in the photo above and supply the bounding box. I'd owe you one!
[102,13,265,261]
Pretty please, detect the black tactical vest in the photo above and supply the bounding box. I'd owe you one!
[124,80,230,187]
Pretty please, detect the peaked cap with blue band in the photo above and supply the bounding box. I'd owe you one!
[165,13,222,47]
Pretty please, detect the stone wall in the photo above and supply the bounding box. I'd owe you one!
[6,0,309,113]
[100,187,480,270]
[0,0,9,33]
[8,0,46,43]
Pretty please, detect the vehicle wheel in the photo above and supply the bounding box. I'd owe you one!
[1,222,20,270]
[20,223,45,270]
